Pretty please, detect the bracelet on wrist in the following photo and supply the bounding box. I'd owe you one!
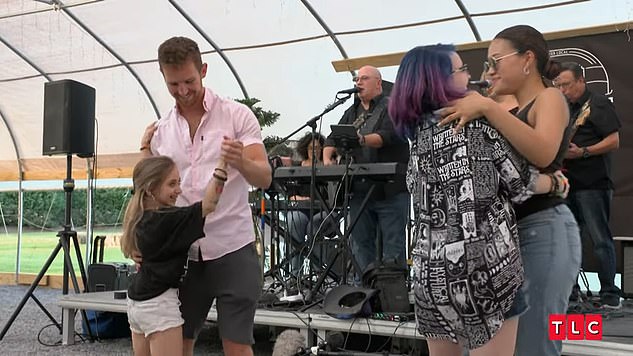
[548,174,557,195]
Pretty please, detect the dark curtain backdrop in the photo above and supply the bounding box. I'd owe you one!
[458,30,632,273]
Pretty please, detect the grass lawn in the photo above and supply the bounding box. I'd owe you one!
[0,230,131,274]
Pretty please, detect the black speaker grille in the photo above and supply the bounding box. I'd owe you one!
[42,79,95,156]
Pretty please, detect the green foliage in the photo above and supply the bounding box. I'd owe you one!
[264,135,294,156]
[235,97,292,155]
[235,97,280,129]
[0,188,131,229]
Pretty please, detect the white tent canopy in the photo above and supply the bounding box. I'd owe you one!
[1,0,631,181]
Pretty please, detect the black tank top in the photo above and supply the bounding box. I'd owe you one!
[513,99,571,219]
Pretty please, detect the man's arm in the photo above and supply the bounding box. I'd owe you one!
[222,137,272,189]
[567,131,619,159]
[361,133,384,148]
[362,105,394,149]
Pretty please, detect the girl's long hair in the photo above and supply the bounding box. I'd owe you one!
[120,156,176,258]
[389,44,466,139]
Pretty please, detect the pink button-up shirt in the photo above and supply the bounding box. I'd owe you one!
[151,88,263,260]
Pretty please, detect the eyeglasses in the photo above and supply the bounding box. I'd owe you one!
[352,75,378,83]
[484,51,519,72]
[553,80,575,90]
[451,64,469,74]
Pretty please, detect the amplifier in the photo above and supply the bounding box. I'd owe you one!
[620,237,633,298]
[87,263,134,292]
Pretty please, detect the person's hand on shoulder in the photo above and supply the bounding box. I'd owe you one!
[140,121,158,155]
[438,91,493,131]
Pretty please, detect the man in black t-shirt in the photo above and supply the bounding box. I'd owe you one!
[555,62,622,308]
[323,66,410,277]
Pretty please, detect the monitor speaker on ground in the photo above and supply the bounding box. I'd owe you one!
[621,239,633,298]
[42,79,95,157]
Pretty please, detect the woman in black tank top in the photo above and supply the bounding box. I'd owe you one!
[439,25,581,356]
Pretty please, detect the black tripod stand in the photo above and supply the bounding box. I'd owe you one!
[0,154,92,341]
[306,128,371,300]
[264,93,355,301]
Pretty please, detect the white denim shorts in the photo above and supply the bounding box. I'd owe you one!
[127,288,183,337]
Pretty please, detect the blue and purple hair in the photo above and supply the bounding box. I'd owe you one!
[388,44,466,139]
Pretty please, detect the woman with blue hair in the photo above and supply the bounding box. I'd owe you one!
[388,44,567,355]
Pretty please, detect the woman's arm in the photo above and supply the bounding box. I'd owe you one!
[441,89,569,168]
[484,120,565,204]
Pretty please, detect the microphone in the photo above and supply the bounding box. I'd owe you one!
[272,329,308,356]
[468,79,492,88]
[337,87,360,95]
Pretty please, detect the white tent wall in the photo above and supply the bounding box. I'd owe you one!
[0,0,631,280]
[1,0,630,181]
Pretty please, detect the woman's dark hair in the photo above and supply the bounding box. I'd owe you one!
[494,25,561,80]
[296,132,325,161]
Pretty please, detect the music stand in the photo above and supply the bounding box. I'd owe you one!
[264,94,355,302]
[308,125,366,293]
[330,124,360,148]
[0,154,93,341]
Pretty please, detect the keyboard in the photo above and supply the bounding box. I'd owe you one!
[274,162,406,183]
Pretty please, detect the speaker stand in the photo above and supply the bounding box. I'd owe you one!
[0,155,93,341]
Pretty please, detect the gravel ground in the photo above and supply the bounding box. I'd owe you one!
[0,285,273,355]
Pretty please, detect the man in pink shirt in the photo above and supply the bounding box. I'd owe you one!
[139,36,271,356]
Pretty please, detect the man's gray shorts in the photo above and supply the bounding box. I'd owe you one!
[179,243,262,344]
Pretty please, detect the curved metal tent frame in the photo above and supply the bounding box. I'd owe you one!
[1,1,614,181]
[0,0,631,278]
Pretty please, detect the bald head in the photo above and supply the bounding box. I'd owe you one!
[360,66,381,80]
[355,65,382,103]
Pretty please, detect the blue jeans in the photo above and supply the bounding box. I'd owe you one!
[349,191,410,274]
[286,210,329,275]
[515,204,581,356]
[567,189,620,300]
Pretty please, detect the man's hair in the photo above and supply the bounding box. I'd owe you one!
[158,36,203,71]
[560,62,584,80]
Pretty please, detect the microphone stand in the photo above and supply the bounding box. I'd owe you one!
[268,93,354,301]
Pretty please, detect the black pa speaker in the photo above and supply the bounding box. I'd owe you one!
[42,79,95,157]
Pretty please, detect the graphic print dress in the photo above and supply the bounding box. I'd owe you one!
[408,118,538,349]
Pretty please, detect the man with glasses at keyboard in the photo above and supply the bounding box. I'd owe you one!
[322,65,410,280]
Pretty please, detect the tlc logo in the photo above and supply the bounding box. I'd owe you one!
[549,314,603,340]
